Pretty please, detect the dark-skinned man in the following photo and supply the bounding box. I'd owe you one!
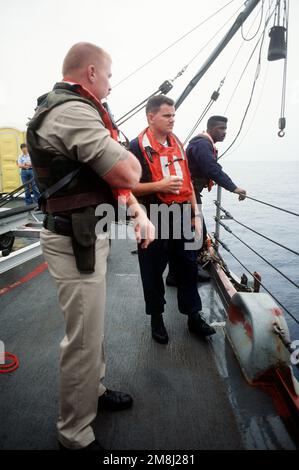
[166,115,246,286]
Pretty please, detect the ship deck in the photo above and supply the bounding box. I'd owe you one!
[0,223,296,450]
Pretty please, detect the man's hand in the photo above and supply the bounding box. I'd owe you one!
[134,210,155,249]
[234,187,246,201]
[191,215,202,243]
[157,176,183,194]
[127,202,155,249]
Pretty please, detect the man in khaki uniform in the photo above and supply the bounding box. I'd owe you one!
[27,42,154,450]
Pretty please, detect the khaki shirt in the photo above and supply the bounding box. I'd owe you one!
[36,101,128,177]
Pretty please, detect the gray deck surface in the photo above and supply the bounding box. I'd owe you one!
[0,231,293,450]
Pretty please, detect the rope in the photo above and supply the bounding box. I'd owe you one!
[0,352,19,374]
[112,0,237,89]
[216,218,299,289]
[214,235,299,326]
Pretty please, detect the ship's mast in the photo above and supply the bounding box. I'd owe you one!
[175,0,262,109]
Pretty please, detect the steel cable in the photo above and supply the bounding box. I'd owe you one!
[216,218,299,289]
[215,235,299,325]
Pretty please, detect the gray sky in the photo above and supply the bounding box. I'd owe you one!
[0,0,298,161]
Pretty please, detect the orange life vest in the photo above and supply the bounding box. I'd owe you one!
[138,128,193,204]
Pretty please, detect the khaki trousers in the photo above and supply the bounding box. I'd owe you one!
[40,229,109,449]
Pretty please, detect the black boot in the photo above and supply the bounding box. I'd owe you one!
[188,312,216,337]
[151,314,169,344]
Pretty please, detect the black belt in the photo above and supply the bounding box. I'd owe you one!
[43,214,72,236]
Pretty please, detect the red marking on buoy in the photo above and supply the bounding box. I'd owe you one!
[244,322,253,339]
[271,307,282,317]
[229,305,253,340]
[228,304,245,324]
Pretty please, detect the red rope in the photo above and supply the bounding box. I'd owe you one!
[0,352,19,373]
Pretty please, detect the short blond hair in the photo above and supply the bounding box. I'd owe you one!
[62,42,109,76]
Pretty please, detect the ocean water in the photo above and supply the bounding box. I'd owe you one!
[202,161,299,343]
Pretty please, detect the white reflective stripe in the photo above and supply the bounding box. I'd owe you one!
[173,160,183,179]
[142,133,151,148]
[160,156,170,177]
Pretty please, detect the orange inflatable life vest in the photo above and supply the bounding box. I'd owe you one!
[138,128,193,204]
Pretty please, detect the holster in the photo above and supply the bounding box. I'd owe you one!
[71,208,98,274]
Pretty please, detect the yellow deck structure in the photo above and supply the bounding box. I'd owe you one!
[0,128,25,193]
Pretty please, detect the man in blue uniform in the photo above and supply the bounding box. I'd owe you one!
[17,143,40,205]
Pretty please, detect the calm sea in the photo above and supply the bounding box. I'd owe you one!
[202,161,299,343]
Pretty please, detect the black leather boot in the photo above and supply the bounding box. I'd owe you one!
[151,314,169,344]
[188,312,216,337]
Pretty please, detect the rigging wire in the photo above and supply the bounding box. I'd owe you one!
[223,1,265,79]
[245,194,299,217]
[281,0,288,119]
[112,0,238,89]
[231,217,299,257]
[116,79,174,126]
[241,0,265,41]
[181,2,245,71]
[183,83,224,146]
[182,1,266,145]
[214,235,299,326]
[215,201,299,255]
[220,61,269,158]
[115,1,244,127]
[116,90,159,126]
[218,0,277,159]
[278,0,289,137]
[216,218,299,289]
[224,0,274,114]
[219,38,264,158]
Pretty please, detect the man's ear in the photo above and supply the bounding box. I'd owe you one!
[87,64,96,82]
[147,112,155,125]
